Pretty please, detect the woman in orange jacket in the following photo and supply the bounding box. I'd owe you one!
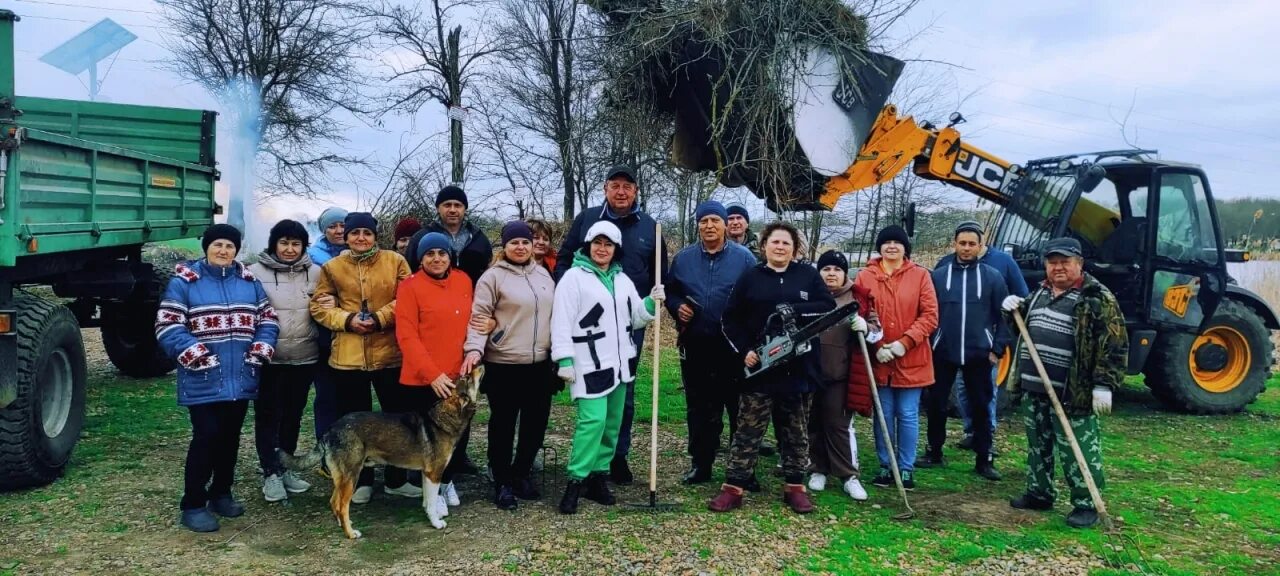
[853,225,939,491]
[396,232,474,515]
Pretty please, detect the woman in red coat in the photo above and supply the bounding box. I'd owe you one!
[853,225,938,491]
[396,232,473,516]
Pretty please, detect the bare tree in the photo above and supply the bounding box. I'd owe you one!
[158,0,369,205]
[366,0,501,184]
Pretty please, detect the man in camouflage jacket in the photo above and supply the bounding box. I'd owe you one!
[1001,237,1128,529]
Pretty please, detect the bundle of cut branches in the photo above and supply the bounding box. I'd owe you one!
[584,0,901,210]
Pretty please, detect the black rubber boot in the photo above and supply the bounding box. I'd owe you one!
[1010,493,1054,511]
[610,455,633,485]
[584,473,616,505]
[559,480,583,514]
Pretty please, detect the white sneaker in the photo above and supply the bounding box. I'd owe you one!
[444,482,460,506]
[282,471,311,493]
[352,485,373,504]
[844,477,868,501]
[808,473,827,492]
[262,474,287,502]
[436,494,450,517]
[385,482,424,498]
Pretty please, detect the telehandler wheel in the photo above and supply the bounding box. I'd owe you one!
[1145,300,1272,414]
[100,266,175,378]
[0,296,88,490]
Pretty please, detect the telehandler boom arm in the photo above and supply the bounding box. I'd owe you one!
[818,105,1015,210]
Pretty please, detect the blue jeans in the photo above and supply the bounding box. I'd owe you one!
[616,328,646,459]
[956,366,999,436]
[872,387,922,473]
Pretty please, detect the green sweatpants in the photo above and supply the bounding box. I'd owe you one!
[567,383,628,481]
[1023,394,1106,509]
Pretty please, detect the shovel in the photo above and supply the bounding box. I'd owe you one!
[627,222,679,512]
[855,335,915,520]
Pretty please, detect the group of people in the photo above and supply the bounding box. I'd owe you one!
[155,163,1127,534]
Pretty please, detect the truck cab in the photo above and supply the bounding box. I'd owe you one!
[992,150,1277,413]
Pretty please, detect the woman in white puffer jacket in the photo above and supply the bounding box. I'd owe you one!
[551,221,663,514]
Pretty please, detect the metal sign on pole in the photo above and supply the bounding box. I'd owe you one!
[39,18,136,101]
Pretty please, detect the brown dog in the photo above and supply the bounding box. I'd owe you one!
[280,367,482,539]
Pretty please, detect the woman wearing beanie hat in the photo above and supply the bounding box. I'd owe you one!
[310,212,416,504]
[550,220,664,514]
[808,250,876,502]
[394,231,475,517]
[248,220,322,503]
[308,207,349,266]
[156,223,279,532]
[456,220,558,510]
[393,217,424,255]
[710,222,835,515]
[852,225,938,491]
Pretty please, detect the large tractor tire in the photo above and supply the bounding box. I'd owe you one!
[100,266,175,378]
[1144,299,1273,414]
[0,296,89,490]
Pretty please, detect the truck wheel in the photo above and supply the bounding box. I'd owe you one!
[100,267,175,378]
[0,296,88,490]
[1145,299,1273,414]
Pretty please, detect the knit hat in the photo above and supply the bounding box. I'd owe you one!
[694,200,728,223]
[816,249,849,274]
[318,207,348,231]
[394,217,423,240]
[417,232,452,259]
[875,224,912,259]
[501,220,534,245]
[584,220,623,246]
[436,185,468,208]
[954,220,984,238]
[267,219,309,251]
[343,212,378,238]
[202,223,242,254]
[726,202,750,223]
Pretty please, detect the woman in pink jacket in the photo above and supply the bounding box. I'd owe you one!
[853,225,939,491]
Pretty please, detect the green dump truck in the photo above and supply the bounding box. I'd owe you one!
[0,11,218,489]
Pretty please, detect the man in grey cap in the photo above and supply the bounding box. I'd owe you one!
[1002,237,1128,528]
[555,164,669,485]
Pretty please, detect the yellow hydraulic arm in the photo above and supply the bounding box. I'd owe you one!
[818,105,1015,210]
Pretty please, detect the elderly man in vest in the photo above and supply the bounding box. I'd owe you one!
[1002,237,1127,528]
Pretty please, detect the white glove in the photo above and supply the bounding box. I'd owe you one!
[1002,295,1025,312]
[887,340,907,358]
[849,314,868,334]
[1092,387,1113,415]
[875,347,895,364]
[557,365,575,383]
[649,284,666,302]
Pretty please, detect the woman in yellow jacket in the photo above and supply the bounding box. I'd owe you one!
[310,212,412,504]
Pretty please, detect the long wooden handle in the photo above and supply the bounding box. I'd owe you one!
[650,222,662,493]
[856,336,912,514]
[1012,309,1111,528]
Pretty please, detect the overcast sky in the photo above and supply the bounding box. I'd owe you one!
[8,0,1279,230]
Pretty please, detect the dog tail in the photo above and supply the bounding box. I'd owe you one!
[278,445,323,471]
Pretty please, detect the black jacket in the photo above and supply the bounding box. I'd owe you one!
[722,262,835,394]
[930,259,1011,365]
[555,204,669,296]
[420,221,493,289]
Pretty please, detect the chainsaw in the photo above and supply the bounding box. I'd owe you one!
[744,300,860,379]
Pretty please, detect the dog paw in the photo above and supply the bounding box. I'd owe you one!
[430,518,447,530]
[349,529,363,539]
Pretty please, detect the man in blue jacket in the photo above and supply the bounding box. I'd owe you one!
[664,200,757,484]
[921,221,1009,480]
[555,165,670,484]
[934,221,1029,451]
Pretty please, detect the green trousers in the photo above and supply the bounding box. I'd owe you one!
[1023,394,1106,509]
[567,383,628,481]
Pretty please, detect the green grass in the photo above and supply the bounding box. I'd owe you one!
[2,353,1277,574]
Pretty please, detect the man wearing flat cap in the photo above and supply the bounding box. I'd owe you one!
[555,164,669,485]
[1001,237,1128,529]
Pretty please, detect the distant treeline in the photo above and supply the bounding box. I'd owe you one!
[1217,198,1280,246]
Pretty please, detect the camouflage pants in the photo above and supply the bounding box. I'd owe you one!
[1023,394,1105,509]
[726,391,811,486]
